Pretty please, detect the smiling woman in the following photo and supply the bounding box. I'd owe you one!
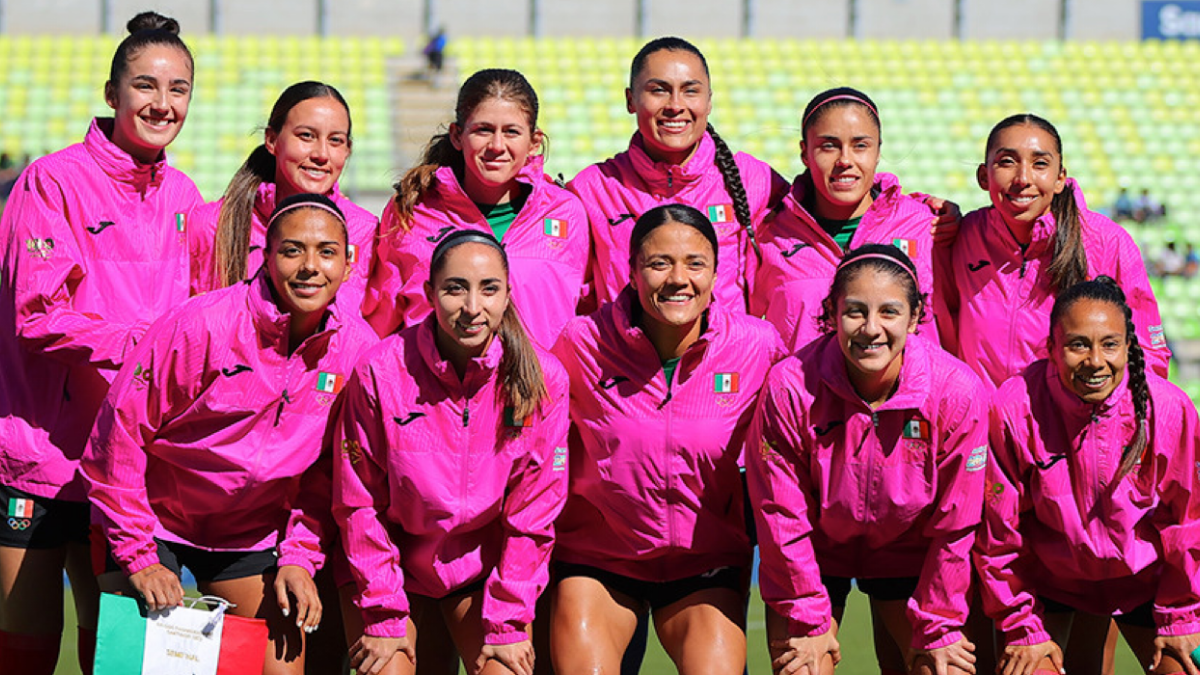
[363,68,588,350]
[188,81,380,310]
[80,192,378,675]
[0,11,203,674]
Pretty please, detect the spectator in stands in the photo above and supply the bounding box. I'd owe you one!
[1134,188,1166,223]
[1155,241,1186,277]
[423,27,447,83]
[0,11,201,675]
[1185,243,1199,278]
[1113,187,1135,220]
[188,81,379,310]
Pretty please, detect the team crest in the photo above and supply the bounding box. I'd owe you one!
[1149,324,1166,348]
[552,447,568,472]
[25,238,55,259]
[966,446,988,472]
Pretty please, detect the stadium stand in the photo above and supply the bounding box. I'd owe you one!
[0,34,1197,398]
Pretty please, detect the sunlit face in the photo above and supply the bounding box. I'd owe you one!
[978,123,1066,230]
[626,49,713,166]
[425,242,510,363]
[104,44,193,163]
[1050,298,1129,404]
[631,221,715,335]
[265,209,349,321]
[802,104,880,221]
[266,96,351,199]
[450,98,541,204]
[834,267,919,395]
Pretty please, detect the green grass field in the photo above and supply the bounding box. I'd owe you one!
[51,585,1147,674]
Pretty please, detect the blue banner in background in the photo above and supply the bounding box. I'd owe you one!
[1143,2,1200,39]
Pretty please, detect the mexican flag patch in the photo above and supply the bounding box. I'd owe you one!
[175,213,186,233]
[504,407,533,428]
[706,204,733,223]
[543,218,567,238]
[902,418,930,440]
[714,372,739,393]
[892,238,916,257]
[315,372,345,395]
[8,497,32,518]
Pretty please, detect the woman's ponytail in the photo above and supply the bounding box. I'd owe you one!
[497,305,547,421]
[215,145,275,287]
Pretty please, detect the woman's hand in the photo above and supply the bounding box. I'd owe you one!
[923,196,962,246]
[349,635,414,675]
[273,564,322,633]
[910,636,977,675]
[1152,632,1200,675]
[997,640,1064,675]
[769,625,841,675]
[476,638,535,675]
[128,563,184,612]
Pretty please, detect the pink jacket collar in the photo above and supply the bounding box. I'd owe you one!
[85,117,168,191]
[246,268,343,353]
[1043,355,1132,422]
[984,177,1089,259]
[430,155,548,217]
[627,131,716,192]
[815,330,933,412]
[782,171,904,228]
[414,313,505,394]
[610,284,728,356]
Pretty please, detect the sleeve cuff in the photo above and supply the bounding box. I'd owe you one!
[1154,615,1200,638]
[787,617,831,638]
[363,616,409,639]
[912,629,964,652]
[1004,628,1052,647]
[123,547,161,577]
[484,623,529,646]
[276,555,317,577]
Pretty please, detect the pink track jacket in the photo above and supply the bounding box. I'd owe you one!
[750,172,941,352]
[568,132,788,313]
[188,181,378,308]
[748,333,988,650]
[551,288,785,581]
[362,155,588,349]
[977,360,1200,645]
[937,179,1170,387]
[81,271,378,575]
[331,317,569,645]
[0,118,202,502]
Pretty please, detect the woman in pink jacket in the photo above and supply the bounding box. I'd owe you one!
[550,204,786,675]
[751,87,944,353]
[362,68,588,350]
[748,244,988,675]
[937,114,1170,387]
[189,81,379,308]
[333,229,568,675]
[978,276,1200,675]
[0,12,200,674]
[81,193,379,675]
[568,36,789,315]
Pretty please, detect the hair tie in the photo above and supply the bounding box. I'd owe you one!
[838,252,918,287]
[265,201,346,231]
[803,94,880,129]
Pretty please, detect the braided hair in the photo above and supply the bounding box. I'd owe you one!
[629,37,758,259]
[1049,276,1150,476]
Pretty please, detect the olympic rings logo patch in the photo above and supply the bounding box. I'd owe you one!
[7,517,31,531]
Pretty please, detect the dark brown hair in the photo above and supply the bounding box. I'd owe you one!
[215,82,351,287]
[108,11,193,86]
[429,230,547,419]
[1049,276,1150,477]
[391,69,542,232]
[985,114,1087,293]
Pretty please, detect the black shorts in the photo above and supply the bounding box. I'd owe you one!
[1040,596,1156,629]
[556,561,742,612]
[104,538,278,583]
[823,575,920,608]
[0,483,90,549]
[413,576,487,602]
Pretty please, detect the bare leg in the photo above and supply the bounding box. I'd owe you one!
[1117,622,1186,675]
[653,587,746,675]
[550,576,640,675]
